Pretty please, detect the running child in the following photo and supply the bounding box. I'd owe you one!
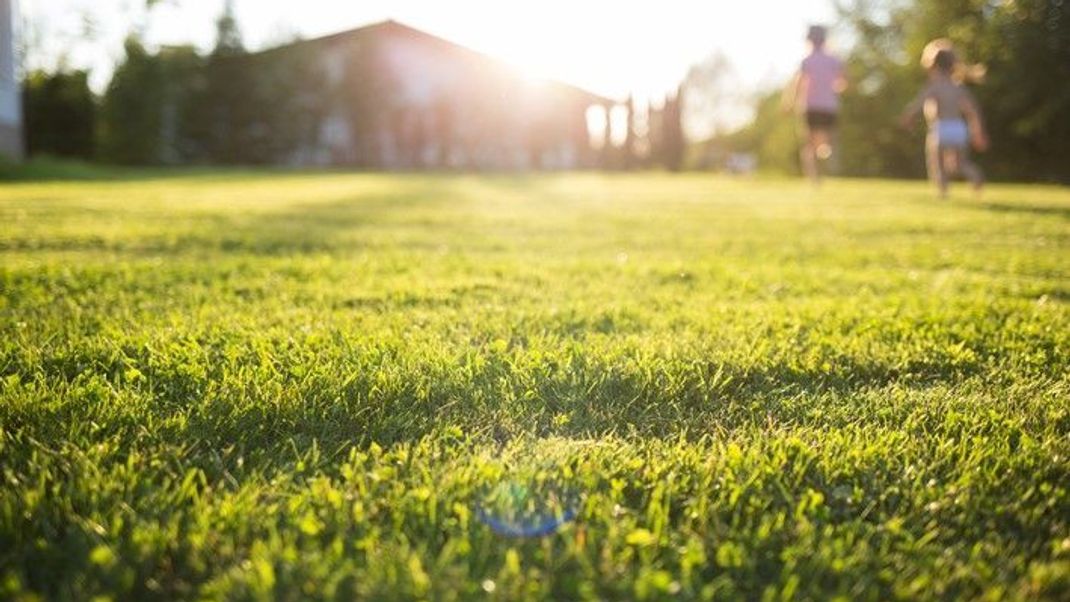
[899,39,989,199]
[784,25,847,185]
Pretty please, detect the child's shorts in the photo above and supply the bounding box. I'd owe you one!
[805,111,838,131]
[934,119,970,148]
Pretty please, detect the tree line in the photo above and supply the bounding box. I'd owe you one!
[24,4,328,166]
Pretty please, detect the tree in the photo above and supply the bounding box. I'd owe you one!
[628,96,641,168]
[98,37,166,164]
[98,37,202,164]
[99,1,332,166]
[240,45,328,165]
[212,0,244,57]
[659,88,685,171]
[22,70,95,159]
[189,1,254,163]
[681,52,750,141]
[975,0,1070,181]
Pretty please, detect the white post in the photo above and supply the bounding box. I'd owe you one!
[0,0,22,161]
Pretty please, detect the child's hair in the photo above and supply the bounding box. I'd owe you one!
[921,38,986,83]
[933,49,956,74]
[921,39,954,70]
[807,25,827,47]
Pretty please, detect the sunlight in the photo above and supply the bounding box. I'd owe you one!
[27,1,838,101]
[117,0,834,101]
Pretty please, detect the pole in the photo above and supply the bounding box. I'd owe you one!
[0,0,22,161]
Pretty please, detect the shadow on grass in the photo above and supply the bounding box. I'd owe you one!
[0,157,249,182]
[3,337,1000,480]
[1,178,456,257]
[199,181,458,255]
[972,201,1070,220]
[0,157,394,183]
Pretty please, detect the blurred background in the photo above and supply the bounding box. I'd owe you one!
[4,0,1069,181]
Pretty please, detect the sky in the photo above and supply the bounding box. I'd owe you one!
[23,0,838,109]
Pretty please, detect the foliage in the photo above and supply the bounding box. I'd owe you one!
[1,173,1068,600]
[212,0,244,58]
[188,45,327,166]
[22,69,95,160]
[97,8,325,167]
[97,38,203,165]
[973,0,1070,181]
[96,37,162,164]
[654,90,685,171]
[624,96,638,170]
[681,52,751,142]
[241,46,329,165]
[187,2,254,164]
[717,91,801,175]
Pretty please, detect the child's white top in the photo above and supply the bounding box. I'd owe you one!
[800,49,844,113]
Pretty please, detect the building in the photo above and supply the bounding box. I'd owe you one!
[0,0,21,160]
[233,20,617,169]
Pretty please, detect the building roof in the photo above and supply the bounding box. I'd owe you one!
[253,19,615,106]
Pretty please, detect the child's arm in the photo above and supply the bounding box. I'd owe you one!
[961,90,989,151]
[899,87,928,129]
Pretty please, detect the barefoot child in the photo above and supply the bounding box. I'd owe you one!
[900,40,989,198]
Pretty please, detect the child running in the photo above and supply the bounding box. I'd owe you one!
[900,39,989,199]
[784,25,847,185]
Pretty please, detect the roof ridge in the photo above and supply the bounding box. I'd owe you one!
[249,19,614,104]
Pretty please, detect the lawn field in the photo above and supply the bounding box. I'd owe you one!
[1,173,1068,600]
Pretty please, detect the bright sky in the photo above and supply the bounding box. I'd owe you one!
[25,0,838,105]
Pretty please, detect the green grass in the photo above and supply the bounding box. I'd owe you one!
[0,156,167,182]
[1,172,1068,601]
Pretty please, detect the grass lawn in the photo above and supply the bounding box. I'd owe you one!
[1,172,1068,600]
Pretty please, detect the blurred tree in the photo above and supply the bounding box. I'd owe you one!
[157,46,207,163]
[243,46,328,165]
[644,102,662,169]
[212,0,245,57]
[623,95,637,170]
[100,2,327,166]
[191,0,326,165]
[191,0,253,163]
[681,52,748,141]
[974,0,1070,181]
[22,70,95,159]
[98,37,166,164]
[98,38,203,164]
[659,88,685,171]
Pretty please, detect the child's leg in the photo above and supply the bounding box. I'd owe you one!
[942,148,961,177]
[801,131,820,184]
[926,135,948,198]
[959,150,984,192]
[812,128,832,160]
[826,127,841,175]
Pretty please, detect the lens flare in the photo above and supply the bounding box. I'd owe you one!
[475,479,579,538]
